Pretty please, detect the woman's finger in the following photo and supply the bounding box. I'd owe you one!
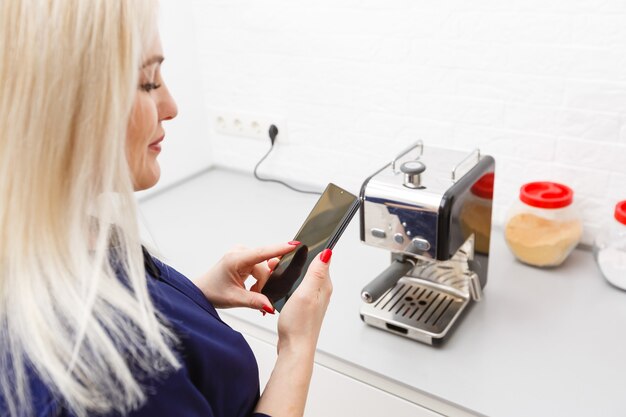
[250,255,282,293]
[250,262,273,292]
[234,242,299,266]
[267,257,281,271]
[294,249,333,296]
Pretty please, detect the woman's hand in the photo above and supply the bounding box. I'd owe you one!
[192,242,299,312]
[254,249,333,417]
[275,249,333,356]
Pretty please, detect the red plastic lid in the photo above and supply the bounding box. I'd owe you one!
[471,172,494,200]
[615,201,626,225]
[519,182,574,209]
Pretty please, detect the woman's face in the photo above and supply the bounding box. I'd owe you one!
[126,34,178,191]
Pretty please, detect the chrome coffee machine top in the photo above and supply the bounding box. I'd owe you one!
[359,141,495,345]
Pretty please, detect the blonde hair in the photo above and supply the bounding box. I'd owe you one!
[0,1,179,416]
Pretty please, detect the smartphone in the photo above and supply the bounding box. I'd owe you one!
[261,183,360,312]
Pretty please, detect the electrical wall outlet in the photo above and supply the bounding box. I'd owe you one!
[212,110,287,143]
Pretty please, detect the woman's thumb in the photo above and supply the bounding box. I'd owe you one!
[305,249,332,281]
[319,248,333,265]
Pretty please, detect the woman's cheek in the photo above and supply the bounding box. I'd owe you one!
[132,95,157,145]
[126,95,158,189]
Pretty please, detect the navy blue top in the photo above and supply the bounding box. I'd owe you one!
[1,252,271,417]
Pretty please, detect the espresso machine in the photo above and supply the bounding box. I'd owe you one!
[360,141,495,345]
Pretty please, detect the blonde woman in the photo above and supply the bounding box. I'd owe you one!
[0,1,332,417]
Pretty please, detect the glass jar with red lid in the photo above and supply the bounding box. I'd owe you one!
[593,201,626,290]
[504,181,583,267]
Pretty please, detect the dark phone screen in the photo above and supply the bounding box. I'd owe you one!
[261,183,359,312]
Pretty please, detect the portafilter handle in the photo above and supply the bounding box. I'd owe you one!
[361,258,416,303]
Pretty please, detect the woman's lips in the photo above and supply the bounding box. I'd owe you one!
[149,135,164,152]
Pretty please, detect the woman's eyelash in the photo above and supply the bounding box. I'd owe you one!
[140,82,161,92]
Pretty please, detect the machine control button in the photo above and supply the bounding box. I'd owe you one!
[401,161,426,189]
[411,237,431,252]
[400,160,426,175]
[393,233,405,244]
[370,228,387,239]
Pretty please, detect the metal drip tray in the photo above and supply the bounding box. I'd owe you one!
[360,277,469,345]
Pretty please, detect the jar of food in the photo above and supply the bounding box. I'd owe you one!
[593,201,626,290]
[504,182,583,267]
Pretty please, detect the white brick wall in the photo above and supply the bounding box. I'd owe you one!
[186,0,626,245]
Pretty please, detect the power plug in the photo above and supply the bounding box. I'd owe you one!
[268,124,278,146]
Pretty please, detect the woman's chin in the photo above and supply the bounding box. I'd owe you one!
[133,163,161,192]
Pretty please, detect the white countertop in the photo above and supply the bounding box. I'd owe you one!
[138,168,626,417]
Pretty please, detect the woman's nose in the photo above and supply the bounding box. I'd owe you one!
[159,86,178,122]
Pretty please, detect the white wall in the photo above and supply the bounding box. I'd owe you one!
[137,0,213,199]
[189,0,626,244]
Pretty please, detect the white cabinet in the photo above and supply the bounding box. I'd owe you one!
[243,334,442,417]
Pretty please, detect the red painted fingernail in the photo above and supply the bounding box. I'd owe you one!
[288,241,301,245]
[320,249,332,264]
[261,310,266,316]
[262,304,275,315]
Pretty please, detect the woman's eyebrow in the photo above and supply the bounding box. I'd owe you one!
[141,55,164,68]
